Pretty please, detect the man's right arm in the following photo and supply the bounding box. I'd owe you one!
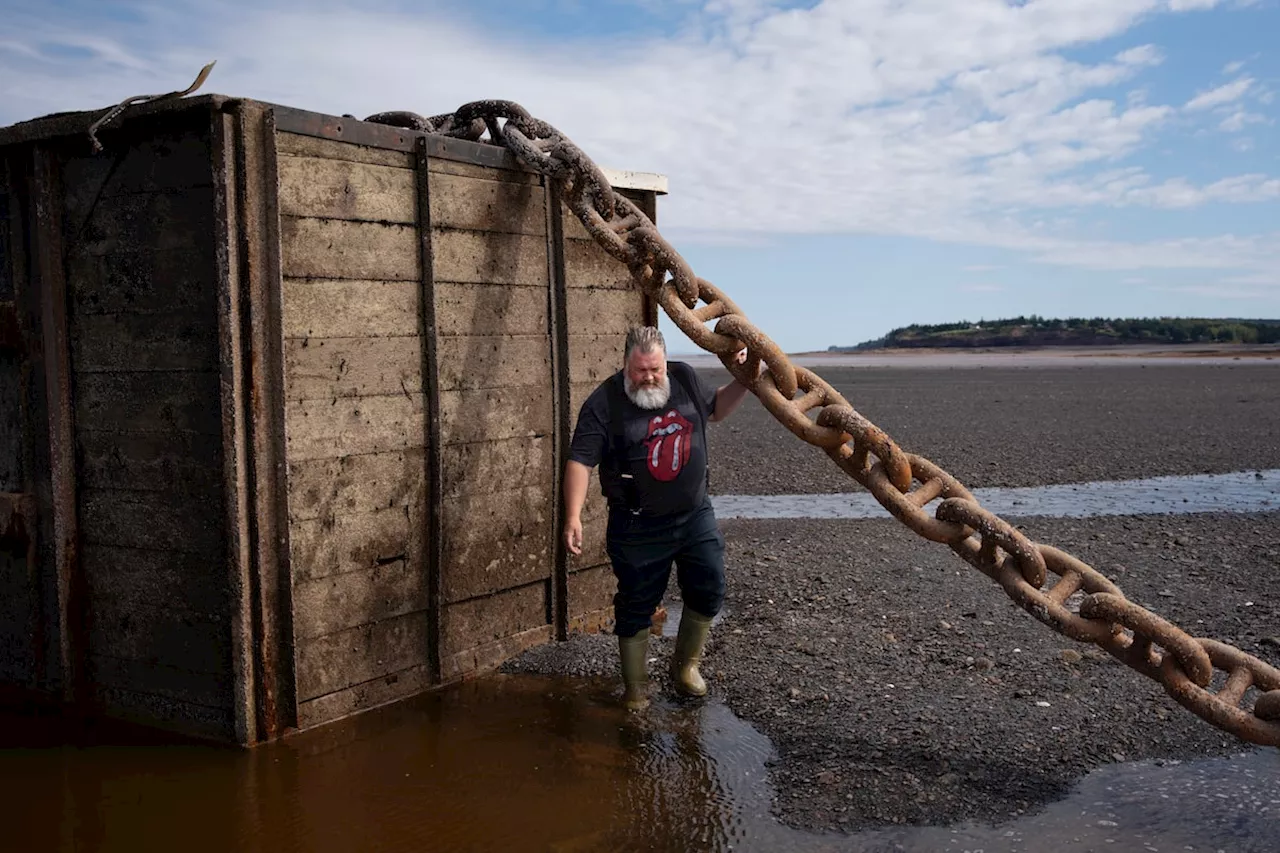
[563,460,591,556]
[565,395,607,557]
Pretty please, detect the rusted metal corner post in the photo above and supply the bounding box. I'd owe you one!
[546,182,571,641]
[211,107,258,746]
[235,103,297,739]
[414,136,444,684]
[634,191,661,328]
[30,146,87,708]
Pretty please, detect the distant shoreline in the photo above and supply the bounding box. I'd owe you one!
[798,342,1280,358]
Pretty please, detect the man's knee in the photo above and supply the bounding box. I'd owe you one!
[612,567,668,636]
[684,577,724,618]
[613,592,658,636]
[679,547,725,617]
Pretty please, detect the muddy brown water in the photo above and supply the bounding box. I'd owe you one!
[3,671,1277,852]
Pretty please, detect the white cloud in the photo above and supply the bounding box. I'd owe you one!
[1167,0,1224,10]
[1116,44,1165,67]
[0,0,1274,286]
[1149,282,1272,299]
[1222,60,1246,74]
[1219,110,1266,132]
[1029,233,1280,272]
[1184,77,1253,110]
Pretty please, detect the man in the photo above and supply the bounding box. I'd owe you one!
[563,325,758,710]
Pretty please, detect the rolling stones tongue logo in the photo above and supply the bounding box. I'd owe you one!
[644,409,693,482]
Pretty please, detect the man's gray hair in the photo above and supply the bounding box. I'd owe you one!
[624,326,666,361]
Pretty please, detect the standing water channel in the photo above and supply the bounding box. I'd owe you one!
[5,470,1279,852]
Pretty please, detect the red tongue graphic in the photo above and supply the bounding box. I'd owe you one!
[644,409,693,482]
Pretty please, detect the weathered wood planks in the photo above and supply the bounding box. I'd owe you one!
[56,114,232,736]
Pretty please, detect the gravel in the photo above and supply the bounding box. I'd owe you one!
[505,361,1280,833]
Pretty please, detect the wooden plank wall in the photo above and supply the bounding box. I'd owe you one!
[59,116,233,738]
[274,133,433,728]
[562,198,650,632]
[277,131,656,727]
[278,133,562,725]
[0,160,35,685]
[429,157,556,679]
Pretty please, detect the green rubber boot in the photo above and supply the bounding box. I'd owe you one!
[618,631,651,711]
[670,609,714,697]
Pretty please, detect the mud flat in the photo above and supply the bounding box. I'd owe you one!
[510,357,1280,833]
[708,511,1280,832]
[702,361,1280,494]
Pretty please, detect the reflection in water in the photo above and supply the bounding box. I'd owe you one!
[713,469,1280,520]
[3,676,774,853]
[3,674,1277,852]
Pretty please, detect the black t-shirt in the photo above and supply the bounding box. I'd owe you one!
[569,361,718,517]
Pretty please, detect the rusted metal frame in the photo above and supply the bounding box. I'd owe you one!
[211,108,258,746]
[414,137,444,684]
[546,180,571,641]
[236,104,297,738]
[632,189,661,328]
[271,105,524,172]
[29,144,87,708]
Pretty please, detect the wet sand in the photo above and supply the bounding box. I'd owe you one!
[702,361,1280,494]
[509,356,1280,834]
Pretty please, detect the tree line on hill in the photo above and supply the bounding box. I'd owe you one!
[834,316,1280,351]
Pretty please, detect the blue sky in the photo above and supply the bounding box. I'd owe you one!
[2,0,1277,352]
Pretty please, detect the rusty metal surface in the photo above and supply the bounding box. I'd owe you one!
[545,182,571,641]
[634,191,661,329]
[30,146,87,709]
[235,104,297,738]
[273,105,521,171]
[368,100,1280,748]
[414,135,445,686]
[211,108,259,746]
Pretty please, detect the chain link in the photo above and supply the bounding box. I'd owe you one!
[368,102,1280,748]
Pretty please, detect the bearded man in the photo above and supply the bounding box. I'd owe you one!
[563,325,758,710]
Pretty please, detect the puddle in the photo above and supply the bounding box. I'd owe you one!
[3,675,1277,852]
[713,469,1280,520]
[656,600,728,638]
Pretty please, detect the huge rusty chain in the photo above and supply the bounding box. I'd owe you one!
[368,101,1280,747]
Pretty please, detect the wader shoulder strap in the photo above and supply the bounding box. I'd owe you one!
[668,362,707,428]
[605,370,627,463]
[603,372,641,509]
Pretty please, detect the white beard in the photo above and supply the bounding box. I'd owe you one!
[624,375,671,409]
